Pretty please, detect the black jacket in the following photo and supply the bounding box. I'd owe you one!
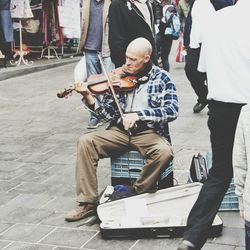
[109,0,156,67]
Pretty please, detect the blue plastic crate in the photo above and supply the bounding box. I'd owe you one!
[111,150,173,188]
[206,151,239,211]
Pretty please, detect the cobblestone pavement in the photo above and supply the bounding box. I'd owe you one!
[0,44,245,249]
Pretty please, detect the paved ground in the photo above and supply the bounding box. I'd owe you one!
[0,44,245,249]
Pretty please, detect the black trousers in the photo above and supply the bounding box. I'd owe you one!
[185,47,208,104]
[183,100,244,249]
[156,33,173,72]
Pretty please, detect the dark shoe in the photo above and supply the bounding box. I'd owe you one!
[65,203,97,222]
[177,241,196,250]
[87,117,103,129]
[193,102,207,113]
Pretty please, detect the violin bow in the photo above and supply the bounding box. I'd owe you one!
[97,53,132,135]
[97,53,124,119]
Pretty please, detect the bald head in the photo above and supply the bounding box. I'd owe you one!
[124,38,152,74]
[126,38,152,58]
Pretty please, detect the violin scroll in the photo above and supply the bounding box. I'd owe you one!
[57,87,75,98]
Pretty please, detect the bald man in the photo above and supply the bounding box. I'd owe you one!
[65,38,179,222]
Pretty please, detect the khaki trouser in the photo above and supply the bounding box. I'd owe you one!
[76,126,173,203]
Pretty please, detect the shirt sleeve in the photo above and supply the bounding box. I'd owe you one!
[82,92,126,122]
[233,110,247,211]
[137,74,179,122]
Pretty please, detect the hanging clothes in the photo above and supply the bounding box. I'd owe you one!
[10,0,33,18]
[42,0,64,46]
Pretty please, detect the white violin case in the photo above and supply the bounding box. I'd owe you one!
[97,183,223,239]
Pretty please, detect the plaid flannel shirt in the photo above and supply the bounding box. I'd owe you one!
[83,65,179,136]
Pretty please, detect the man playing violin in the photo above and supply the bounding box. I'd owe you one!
[65,37,179,222]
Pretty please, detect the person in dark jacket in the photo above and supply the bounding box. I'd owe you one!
[108,0,158,68]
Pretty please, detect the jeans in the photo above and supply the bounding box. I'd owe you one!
[185,47,208,104]
[0,10,13,42]
[85,50,114,77]
[183,100,244,249]
[84,50,114,120]
[246,221,250,250]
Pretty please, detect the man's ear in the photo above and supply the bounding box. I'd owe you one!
[144,54,150,63]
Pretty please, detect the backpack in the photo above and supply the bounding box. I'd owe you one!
[188,153,209,184]
[164,5,181,40]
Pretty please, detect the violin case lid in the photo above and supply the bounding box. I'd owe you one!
[97,183,223,239]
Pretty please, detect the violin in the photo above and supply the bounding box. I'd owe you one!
[57,67,137,99]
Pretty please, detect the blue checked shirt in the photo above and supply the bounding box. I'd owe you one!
[83,65,179,136]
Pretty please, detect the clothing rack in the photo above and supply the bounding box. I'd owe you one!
[10,0,34,66]
[10,19,33,66]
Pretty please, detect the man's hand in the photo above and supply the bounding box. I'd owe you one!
[74,82,95,106]
[74,82,91,97]
[122,113,139,131]
[240,210,245,223]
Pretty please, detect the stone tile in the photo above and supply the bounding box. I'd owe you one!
[42,167,75,186]
[0,192,18,206]
[0,240,11,249]
[83,232,136,250]
[38,209,100,231]
[40,228,96,248]
[203,243,235,250]
[0,169,25,181]
[43,183,75,197]
[0,207,54,224]
[0,180,21,192]
[9,182,49,195]
[0,152,19,161]
[0,223,14,234]
[207,227,245,247]
[14,171,52,183]
[132,238,179,250]
[173,170,189,185]
[44,154,75,165]
[0,161,24,172]
[0,144,28,154]
[16,152,56,164]
[3,242,54,250]
[0,224,54,243]
[218,212,244,229]
[54,247,81,250]
[39,197,76,212]
[4,194,54,209]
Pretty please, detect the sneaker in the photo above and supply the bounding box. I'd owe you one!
[177,240,196,250]
[193,102,207,113]
[65,203,97,222]
[87,118,103,129]
[0,51,5,59]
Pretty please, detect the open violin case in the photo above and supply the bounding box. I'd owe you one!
[97,183,223,239]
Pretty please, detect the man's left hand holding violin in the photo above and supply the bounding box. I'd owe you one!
[74,82,96,110]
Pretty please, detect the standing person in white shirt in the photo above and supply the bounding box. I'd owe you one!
[184,0,215,114]
[178,0,250,249]
[233,104,250,250]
